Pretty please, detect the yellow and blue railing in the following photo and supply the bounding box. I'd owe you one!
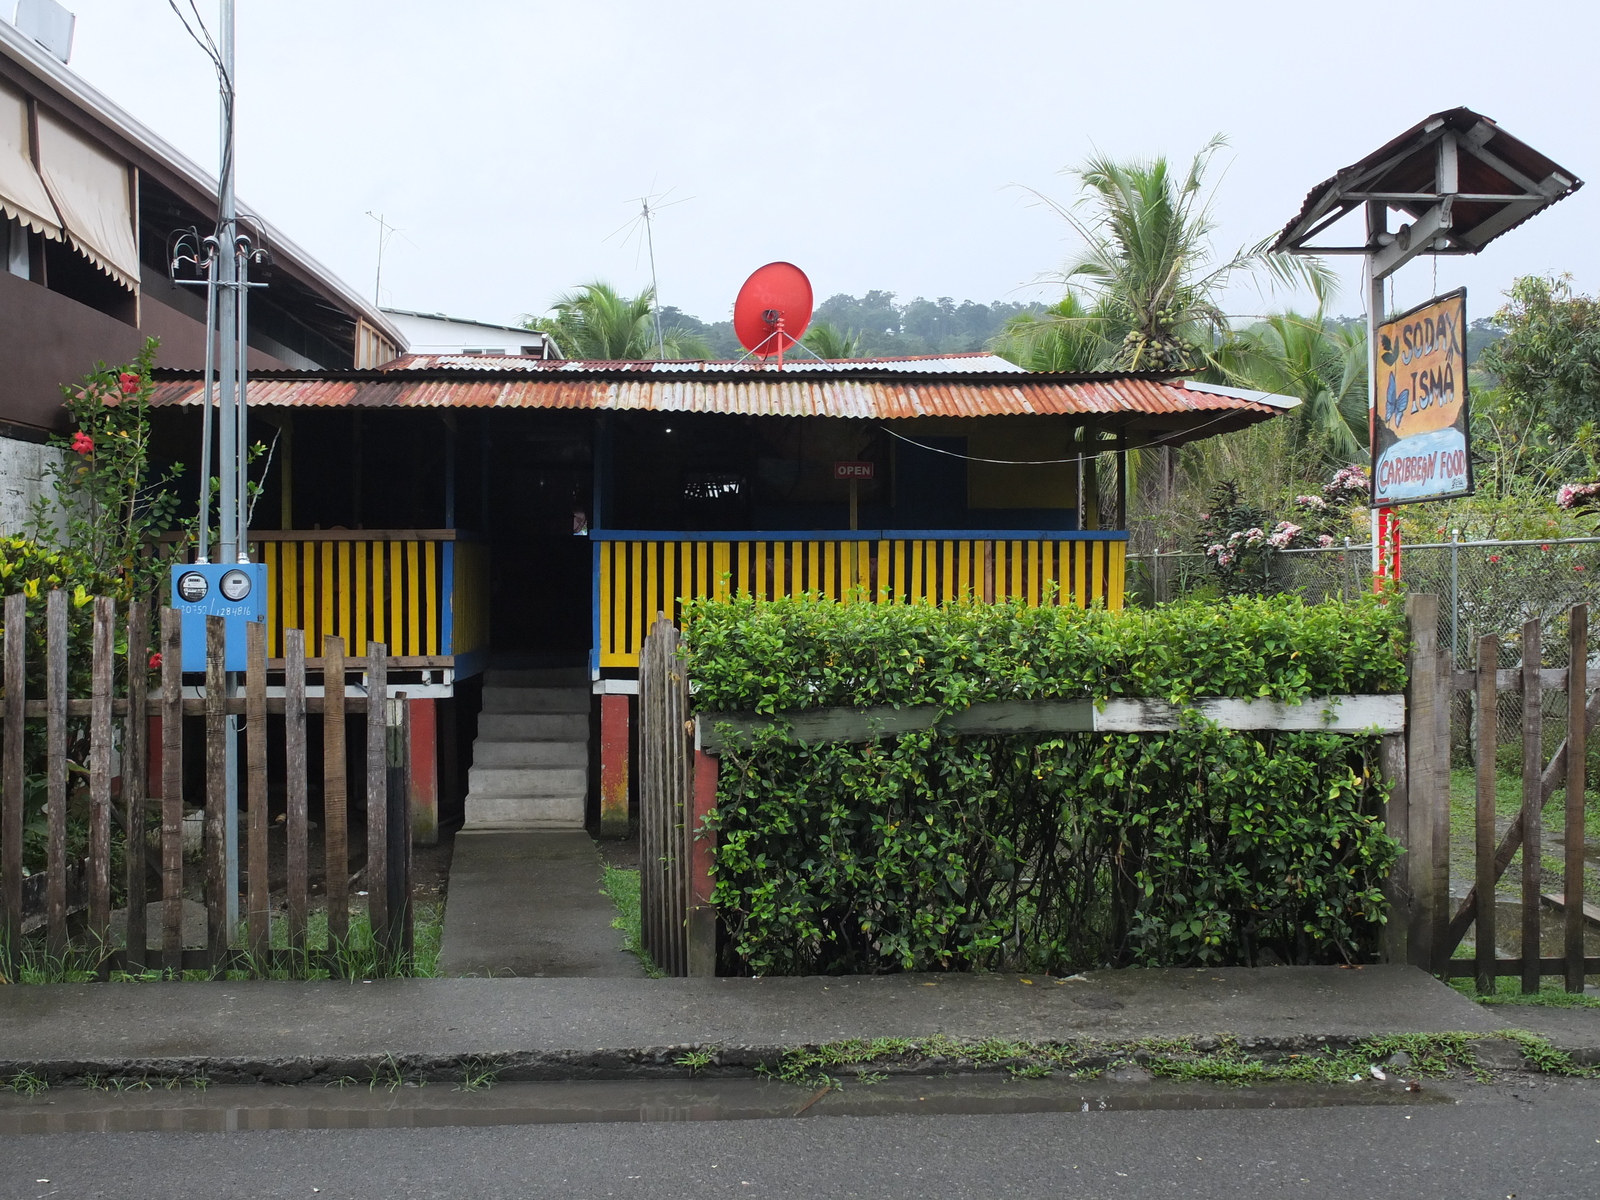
[250,530,488,677]
[592,530,1127,670]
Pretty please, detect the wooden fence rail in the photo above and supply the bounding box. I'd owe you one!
[0,592,414,978]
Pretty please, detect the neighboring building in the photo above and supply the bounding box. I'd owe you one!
[382,309,559,359]
[0,11,405,528]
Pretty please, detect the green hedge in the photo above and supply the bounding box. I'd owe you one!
[682,594,1408,976]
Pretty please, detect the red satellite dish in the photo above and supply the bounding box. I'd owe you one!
[733,262,813,359]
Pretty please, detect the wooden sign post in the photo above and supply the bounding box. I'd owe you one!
[834,461,874,531]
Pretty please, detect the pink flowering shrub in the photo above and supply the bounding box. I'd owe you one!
[1557,481,1600,511]
[1197,467,1368,596]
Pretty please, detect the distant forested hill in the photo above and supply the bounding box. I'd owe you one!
[658,293,1045,359]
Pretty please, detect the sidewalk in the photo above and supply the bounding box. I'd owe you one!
[437,831,645,978]
[0,965,1553,1085]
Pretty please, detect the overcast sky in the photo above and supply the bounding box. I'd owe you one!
[52,1,1600,333]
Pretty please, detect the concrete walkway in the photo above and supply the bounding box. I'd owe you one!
[0,966,1549,1084]
[437,830,644,978]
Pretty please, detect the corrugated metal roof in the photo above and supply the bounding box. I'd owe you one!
[1274,107,1582,255]
[149,368,1285,429]
[376,352,1029,374]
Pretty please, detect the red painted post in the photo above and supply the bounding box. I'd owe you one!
[687,748,718,977]
[599,692,630,838]
[408,698,438,846]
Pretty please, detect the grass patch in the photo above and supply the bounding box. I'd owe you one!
[756,1030,1598,1089]
[601,865,664,977]
[2,902,444,984]
[1447,766,1600,906]
[1451,976,1600,1008]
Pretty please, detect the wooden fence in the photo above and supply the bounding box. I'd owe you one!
[0,590,414,978]
[1441,602,1595,990]
[636,595,1597,986]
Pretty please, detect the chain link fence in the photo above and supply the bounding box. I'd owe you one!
[1129,537,1600,762]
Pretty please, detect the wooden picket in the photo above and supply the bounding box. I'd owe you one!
[637,618,692,977]
[0,592,415,978]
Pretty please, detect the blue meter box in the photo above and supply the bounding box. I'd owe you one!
[170,562,267,672]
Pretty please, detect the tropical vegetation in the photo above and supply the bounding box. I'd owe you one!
[799,322,862,359]
[524,282,712,360]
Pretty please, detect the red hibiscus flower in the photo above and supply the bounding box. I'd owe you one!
[71,431,94,455]
[118,372,140,395]
[148,652,162,671]
[1487,554,1501,563]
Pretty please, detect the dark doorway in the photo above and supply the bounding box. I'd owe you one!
[474,414,594,663]
[895,436,967,528]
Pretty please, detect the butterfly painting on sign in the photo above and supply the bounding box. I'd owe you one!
[1371,289,1473,506]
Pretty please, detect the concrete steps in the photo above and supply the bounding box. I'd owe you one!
[463,669,591,830]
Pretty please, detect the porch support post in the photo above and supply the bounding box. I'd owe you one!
[600,692,630,838]
[409,697,438,846]
[687,748,718,978]
[1114,431,1128,530]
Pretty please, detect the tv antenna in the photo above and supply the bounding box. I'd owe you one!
[366,211,400,305]
[733,262,813,368]
[608,187,690,359]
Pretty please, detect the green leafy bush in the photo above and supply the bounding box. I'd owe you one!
[683,593,1407,975]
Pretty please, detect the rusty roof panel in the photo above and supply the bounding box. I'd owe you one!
[150,375,1281,425]
[381,352,1029,374]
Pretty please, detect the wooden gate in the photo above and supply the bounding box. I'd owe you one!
[637,618,692,976]
[1439,602,1595,991]
[0,590,414,978]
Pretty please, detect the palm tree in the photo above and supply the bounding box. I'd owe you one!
[1009,136,1331,372]
[800,322,863,359]
[991,293,1111,372]
[526,282,711,360]
[1217,313,1368,464]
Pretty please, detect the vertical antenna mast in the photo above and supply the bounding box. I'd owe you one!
[640,196,665,360]
[366,211,396,306]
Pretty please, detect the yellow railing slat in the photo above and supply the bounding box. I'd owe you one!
[264,542,280,657]
[629,541,643,655]
[355,543,369,658]
[599,541,613,663]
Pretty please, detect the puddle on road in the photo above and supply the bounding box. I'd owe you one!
[0,1075,1451,1135]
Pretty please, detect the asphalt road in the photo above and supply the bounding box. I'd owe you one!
[3,1082,1599,1200]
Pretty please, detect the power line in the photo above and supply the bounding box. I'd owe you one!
[877,407,1256,465]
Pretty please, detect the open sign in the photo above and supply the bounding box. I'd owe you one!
[833,461,874,480]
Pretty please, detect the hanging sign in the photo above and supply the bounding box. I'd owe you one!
[834,461,875,480]
[1371,288,1473,506]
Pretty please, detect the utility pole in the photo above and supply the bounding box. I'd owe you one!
[216,0,240,566]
